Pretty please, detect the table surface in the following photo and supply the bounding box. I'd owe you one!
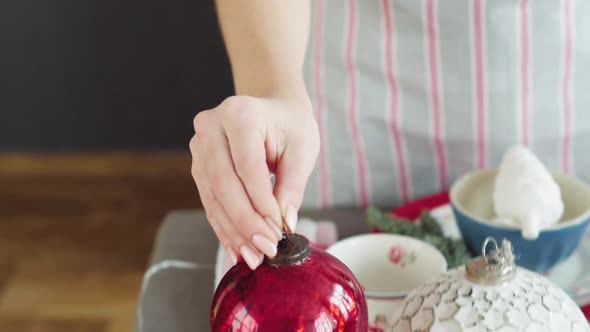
[134,208,368,332]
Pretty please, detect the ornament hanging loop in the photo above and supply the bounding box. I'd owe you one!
[466,237,517,285]
[281,212,293,234]
[482,237,499,264]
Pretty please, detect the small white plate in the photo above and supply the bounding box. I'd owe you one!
[327,233,447,329]
[430,203,590,306]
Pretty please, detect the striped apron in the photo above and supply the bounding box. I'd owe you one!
[302,0,590,209]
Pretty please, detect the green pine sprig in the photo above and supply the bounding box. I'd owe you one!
[366,207,471,268]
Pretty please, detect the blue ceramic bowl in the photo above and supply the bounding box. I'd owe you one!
[450,169,590,273]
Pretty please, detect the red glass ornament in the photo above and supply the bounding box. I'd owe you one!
[210,234,368,331]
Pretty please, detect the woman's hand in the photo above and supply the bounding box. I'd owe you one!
[190,94,319,270]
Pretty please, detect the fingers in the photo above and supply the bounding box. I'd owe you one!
[190,95,319,270]
[203,134,280,245]
[223,104,283,232]
[191,141,236,264]
[191,136,267,270]
[273,139,319,232]
[204,190,264,270]
[192,114,282,268]
[202,184,263,270]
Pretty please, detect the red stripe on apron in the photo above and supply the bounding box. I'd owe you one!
[313,0,330,207]
[561,0,573,174]
[519,0,531,146]
[382,0,410,204]
[346,0,369,207]
[426,0,448,190]
[473,0,487,169]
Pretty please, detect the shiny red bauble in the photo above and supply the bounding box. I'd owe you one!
[210,234,368,331]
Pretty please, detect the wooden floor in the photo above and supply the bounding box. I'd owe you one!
[0,152,201,332]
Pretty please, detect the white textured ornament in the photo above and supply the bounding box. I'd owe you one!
[389,238,590,332]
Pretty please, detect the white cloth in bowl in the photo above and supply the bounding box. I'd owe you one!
[493,145,564,239]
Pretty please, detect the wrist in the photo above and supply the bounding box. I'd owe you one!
[233,69,308,102]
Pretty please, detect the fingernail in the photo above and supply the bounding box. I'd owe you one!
[285,204,297,232]
[252,234,278,258]
[240,245,260,270]
[257,253,264,266]
[226,246,238,266]
[265,217,283,240]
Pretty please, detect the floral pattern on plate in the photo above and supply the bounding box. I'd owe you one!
[389,245,417,267]
[368,314,387,332]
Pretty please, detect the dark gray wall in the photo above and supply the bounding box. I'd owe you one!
[0,0,233,150]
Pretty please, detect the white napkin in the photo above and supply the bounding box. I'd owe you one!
[493,145,564,239]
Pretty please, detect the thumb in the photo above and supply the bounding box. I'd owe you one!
[273,142,316,232]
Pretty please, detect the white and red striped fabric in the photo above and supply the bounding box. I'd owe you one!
[302,0,590,209]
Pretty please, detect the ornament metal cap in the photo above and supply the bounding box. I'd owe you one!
[466,237,517,285]
[267,233,311,266]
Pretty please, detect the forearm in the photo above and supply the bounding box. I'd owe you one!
[215,0,310,98]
